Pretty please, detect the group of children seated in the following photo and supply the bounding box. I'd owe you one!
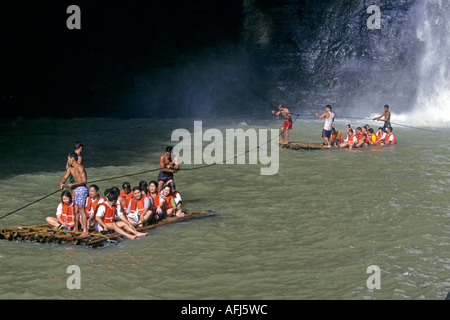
[329,124,396,150]
[46,180,184,240]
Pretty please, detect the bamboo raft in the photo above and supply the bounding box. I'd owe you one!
[0,210,214,248]
[278,141,325,150]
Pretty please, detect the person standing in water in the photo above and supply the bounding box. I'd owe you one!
[315,105,335,148]
[373,105,391,131]
[272,104,293,144]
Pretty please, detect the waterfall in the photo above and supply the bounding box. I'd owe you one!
[400,0,450,126]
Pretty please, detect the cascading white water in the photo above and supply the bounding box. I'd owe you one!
[399,0,450,127]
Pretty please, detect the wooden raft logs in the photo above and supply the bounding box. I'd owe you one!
[0,210,214,248]
[278,141,325,150]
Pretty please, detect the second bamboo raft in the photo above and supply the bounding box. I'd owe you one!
[0,210,214,248]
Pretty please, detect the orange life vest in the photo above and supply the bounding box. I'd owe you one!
[149,192,159,209]
[160,195,174,210]
[356,133,364,143]
[119,191,133,209]
[129,197,147,216]
[375,131,385,145]
[60,202,74,224]
[385,133,396,144]
[347,133,355,144]
[331,131,344,142]
[98,202,117,224]
[85,196,103,217]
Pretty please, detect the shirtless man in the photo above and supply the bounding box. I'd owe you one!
[157,146,180,193]
[60,152,89,236]
[373,105,391,132]
[272,104,293,144]
[65,142,83,196]
[315,105,335,148]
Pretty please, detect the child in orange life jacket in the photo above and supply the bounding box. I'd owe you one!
[381,126,396,145]
[95,188,147,239]
[46,190,75,230]
[156,184,185,218]
[127,186,152,227]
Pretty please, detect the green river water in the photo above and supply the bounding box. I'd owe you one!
[0,117,449,300]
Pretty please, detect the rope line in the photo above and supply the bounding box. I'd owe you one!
[336,116,439,133]
[0,113,300,220]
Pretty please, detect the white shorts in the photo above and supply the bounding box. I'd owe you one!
[127,212,140,223]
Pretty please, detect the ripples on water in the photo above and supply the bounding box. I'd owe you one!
[0,118,449,299]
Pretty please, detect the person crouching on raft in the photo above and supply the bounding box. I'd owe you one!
[330,127,344,147]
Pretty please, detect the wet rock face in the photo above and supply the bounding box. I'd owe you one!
[4,1,431,119]
[239,0,421,116]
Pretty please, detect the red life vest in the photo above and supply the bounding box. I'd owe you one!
[61,202,74,224]
[98,202,117,223]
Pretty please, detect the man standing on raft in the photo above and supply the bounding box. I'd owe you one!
[315,105,335,148]
[60,152,89,236]
[157,146,180,193]
[272,104,293,144]
[373,104,391,131]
